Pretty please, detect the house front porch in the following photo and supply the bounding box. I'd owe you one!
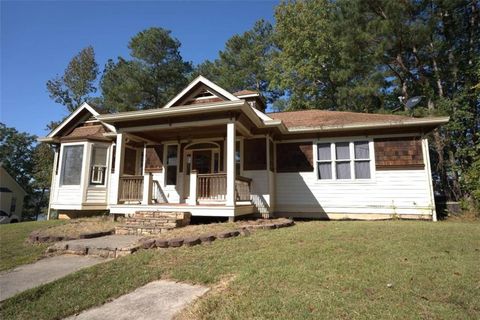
[107,109,262,219]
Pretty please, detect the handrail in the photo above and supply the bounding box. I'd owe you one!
[235,175,252,183]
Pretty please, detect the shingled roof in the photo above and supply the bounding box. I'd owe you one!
[61,124,110,142]
[267,110,416,129]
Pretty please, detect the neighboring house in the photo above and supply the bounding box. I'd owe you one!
[39,76,449,221]
[0,165,26,222]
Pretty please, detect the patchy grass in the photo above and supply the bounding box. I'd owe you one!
[0,220,65,272]
[35,217,118,238]
[1,221,479,320]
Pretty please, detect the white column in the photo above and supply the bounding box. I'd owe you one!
[142,173,153,205]
[188,170,197,205]
[110,133,125,204]
[226,122,236,206]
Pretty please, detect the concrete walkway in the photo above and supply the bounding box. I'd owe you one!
[65,280,209,320]
[0,255,106,301]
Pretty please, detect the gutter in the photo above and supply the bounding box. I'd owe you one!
[283,117,450,133]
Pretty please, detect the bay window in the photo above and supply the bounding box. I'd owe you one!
[61,145,84,185]
[317,141,372,180]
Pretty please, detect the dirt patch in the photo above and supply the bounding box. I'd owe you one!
[29,217,119,243]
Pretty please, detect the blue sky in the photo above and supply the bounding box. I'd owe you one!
[1,1,277,137]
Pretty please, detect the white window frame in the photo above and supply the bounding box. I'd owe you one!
[314,138,375,183]
[89,145,109,186]
[59,142,86,187]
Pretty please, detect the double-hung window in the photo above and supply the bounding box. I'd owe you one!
[317,141,372,180]
[90,146,108,185]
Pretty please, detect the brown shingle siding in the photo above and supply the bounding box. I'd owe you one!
[276,142,314,173]
[374,137,424,170]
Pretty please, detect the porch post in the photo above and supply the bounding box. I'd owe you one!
[187,170,197,205]
[226,122,236,206]
[142,173,153,205]
[110,133,125,204]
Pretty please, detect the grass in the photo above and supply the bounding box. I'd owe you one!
[0,220,65,272]
[1,220,479,319]
[36,217,118,238]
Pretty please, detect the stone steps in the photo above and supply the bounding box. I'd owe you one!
[115,211,191,236]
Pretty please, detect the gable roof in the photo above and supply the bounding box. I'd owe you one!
[47,102,100,138]
[163,76,240,108]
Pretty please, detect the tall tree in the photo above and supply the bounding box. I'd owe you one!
[270,0,479,203]
[32,143,54,219]
[193,20,283,104]
[101,28,192,111]
[47,46,99,112]
[0,123,36,189]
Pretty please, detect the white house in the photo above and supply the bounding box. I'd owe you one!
[0,165,27,222]
[39,76,449,221]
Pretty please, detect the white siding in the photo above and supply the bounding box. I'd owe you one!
[243,170,271,214]
[276,169,433,216]
[85,188,107,203]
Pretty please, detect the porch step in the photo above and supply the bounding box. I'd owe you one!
[115,211,191,236]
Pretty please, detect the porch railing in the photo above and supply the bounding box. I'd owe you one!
[119,176,143,203]
[197,173,227,200]
[235,176,252,201]
[195,173,252,202]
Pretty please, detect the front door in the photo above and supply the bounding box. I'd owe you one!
[192,150,212,174]
[184,149,213,199]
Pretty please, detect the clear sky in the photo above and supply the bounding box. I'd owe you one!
[1,1,277,137]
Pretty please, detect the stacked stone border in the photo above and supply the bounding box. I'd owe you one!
[44,219,295,259]
[138,219,295,250]
[29,229,115,244]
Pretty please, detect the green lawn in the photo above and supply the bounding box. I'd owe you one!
[0,220,65,272]
[1,221,479,319]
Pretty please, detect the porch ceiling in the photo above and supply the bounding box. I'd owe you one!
[131,125,232,143]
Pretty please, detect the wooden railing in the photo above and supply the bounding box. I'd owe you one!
[152,180,167,203]
[235,176,252,201]
[197,173,227,200]
[119,176,143,202]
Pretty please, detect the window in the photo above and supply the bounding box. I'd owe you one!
[354,141,371,179]
[317,141,371,180]
[317,143,332,179]
[10,197,16,214]
[166,145,178,185]
[90,146,108,185]
[61,145,84,185]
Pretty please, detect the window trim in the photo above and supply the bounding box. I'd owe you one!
[89,145,109,186]
[314,138,375,183]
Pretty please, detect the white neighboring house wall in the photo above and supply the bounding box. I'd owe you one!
[275,135,436,220]
[0,166,27,218]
